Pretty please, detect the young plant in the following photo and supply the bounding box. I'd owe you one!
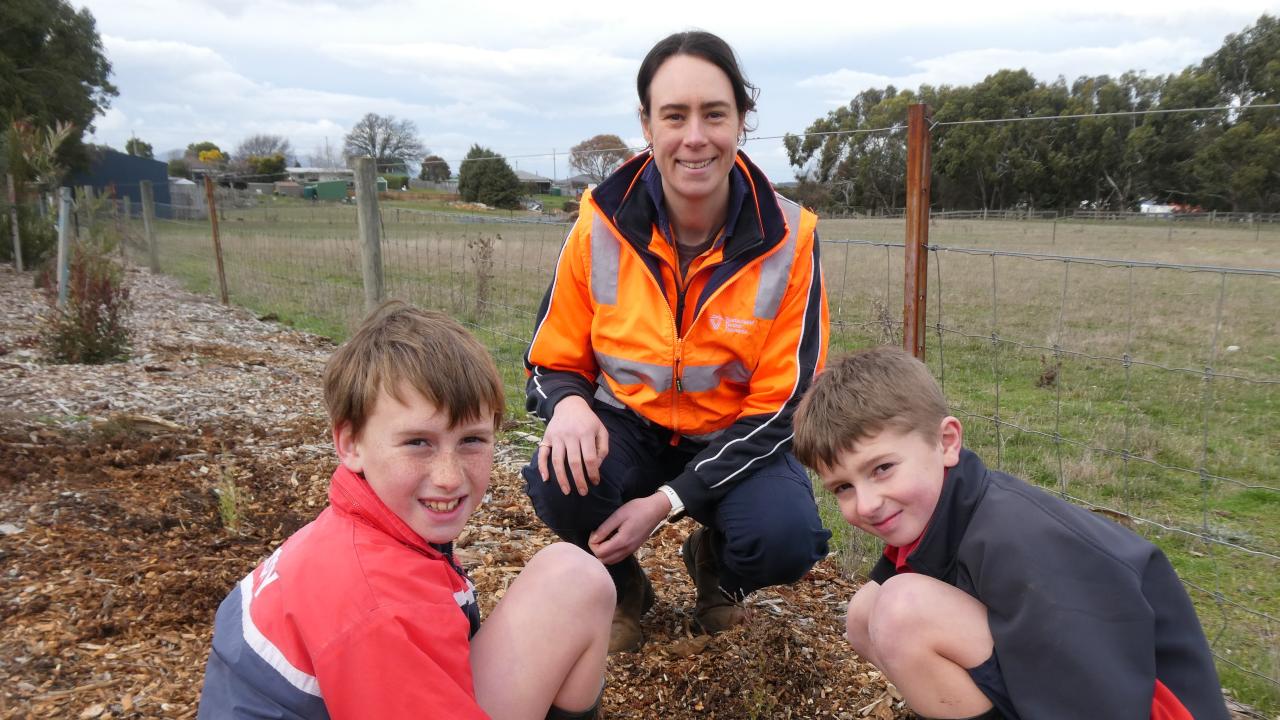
[40,239,132,364]
[215,470,242,534]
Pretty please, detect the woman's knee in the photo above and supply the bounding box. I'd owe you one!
[721,518,826,587]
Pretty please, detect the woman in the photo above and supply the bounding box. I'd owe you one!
[523,30,831,653]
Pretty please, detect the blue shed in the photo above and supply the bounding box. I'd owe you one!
[66,147,172,215]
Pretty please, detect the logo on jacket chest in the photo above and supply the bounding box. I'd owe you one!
[708,313,756,335]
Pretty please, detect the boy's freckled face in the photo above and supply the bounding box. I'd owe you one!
[337,385,494,545]
[819,421,961,548]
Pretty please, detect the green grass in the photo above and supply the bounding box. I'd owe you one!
[140,212,1280,711]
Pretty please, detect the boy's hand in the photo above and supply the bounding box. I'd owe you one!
[539,396,609,496]
[588,494,670,565]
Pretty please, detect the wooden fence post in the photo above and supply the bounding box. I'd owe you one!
[56,187,72,308]
[140,180,159,273]
[353,156,385,314]
[6,173,21,272]
[903,103,933,360]
[204,176,229,305]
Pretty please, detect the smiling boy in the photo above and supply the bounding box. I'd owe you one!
[792,347,1228,720]
[198,302,614,720]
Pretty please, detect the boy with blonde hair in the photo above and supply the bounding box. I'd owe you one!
[793,346,1227,719]
[199,301,615,720]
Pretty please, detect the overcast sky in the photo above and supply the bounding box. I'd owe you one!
[77,0,1275,182]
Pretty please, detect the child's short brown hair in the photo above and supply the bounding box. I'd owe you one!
[793,346,948,470]
[323,301,506,436]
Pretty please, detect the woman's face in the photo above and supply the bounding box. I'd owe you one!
[641,54,745,209]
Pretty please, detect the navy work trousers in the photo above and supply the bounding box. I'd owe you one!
[522,402,831,597]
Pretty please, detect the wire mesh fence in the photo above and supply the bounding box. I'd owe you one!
[105,193,1279,705]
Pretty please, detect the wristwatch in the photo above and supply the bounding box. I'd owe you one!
[657,484,686,521]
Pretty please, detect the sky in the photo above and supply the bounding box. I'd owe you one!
[78,0,1276,183]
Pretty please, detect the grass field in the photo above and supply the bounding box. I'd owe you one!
[134,205,1279,710]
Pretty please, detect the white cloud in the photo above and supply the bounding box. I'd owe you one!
[800,37,1212,106]
[74,0,1275,181]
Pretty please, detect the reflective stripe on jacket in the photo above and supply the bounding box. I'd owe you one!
[525,150,828,515]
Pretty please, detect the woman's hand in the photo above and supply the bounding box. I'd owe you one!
[538,396,609,496]
[588,494,670,565]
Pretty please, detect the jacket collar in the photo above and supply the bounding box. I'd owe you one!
[906,448,991,579]
[328,464,449,561]
[592,149,786,260]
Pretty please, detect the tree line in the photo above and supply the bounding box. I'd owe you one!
[784,14,1279,215]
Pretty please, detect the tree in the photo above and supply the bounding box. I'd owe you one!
[186,141,221,159]
[569,134,630,183]
[246,153,287,179]
[420,154,451,182]
[198,149,226,165]
[0,0,117,172]
[125,137,153,159]
[457,145,521,209]
[235,134,292,164]
[343,113,425,167]
[167,158,191,179]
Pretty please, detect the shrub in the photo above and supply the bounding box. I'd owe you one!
[0,203,58,266]
[458,145,521,210]
[41,241,132,364]
[382,174,409,191]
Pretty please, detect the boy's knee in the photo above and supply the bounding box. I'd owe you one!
[844,582,879,659]
[529,543,616,607]
[870,574,991,671]
[867,574,942,650]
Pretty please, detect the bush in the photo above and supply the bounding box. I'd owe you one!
[0,203,58,266]
[458,145,522,210]
[382,174,409,191]
[40,241,132,364]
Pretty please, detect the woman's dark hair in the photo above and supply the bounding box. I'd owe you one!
[637,31,759,131]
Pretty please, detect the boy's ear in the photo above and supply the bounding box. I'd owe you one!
[333,422,364,474]
[939,416,963,468]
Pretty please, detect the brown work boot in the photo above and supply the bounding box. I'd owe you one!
[608,555,655,654]
[682,527,748,634]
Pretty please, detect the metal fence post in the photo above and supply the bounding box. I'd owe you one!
[56,187,72,308]
[140,180,159,273]
[903,103,933,360]
[6,173,21,272]
[353,156,385,314]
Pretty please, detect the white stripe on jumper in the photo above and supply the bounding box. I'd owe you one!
[239,573,323,697]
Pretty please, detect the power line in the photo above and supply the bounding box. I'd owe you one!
[933,102,1280,128]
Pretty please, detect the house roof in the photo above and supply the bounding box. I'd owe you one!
[285,167,353,175]
[514,169,553,182]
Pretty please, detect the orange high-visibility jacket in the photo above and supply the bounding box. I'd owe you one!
[525,150,828,515]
